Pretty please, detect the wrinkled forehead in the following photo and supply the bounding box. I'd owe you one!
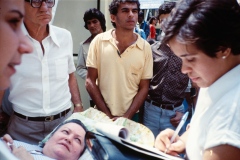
[58,122,86,135]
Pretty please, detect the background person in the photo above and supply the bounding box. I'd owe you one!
[143,1,190,138]
[147,16,157,41]
[86,0,153,122]
[138,11,150,38]
[157,1,175,41]
[76,8,106,107]
[134,25,146,40]
[7,0,83,145]
[155,0,240,159]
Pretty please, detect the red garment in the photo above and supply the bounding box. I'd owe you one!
[149,24,156,39]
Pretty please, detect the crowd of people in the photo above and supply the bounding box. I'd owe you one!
[0,0,240,159]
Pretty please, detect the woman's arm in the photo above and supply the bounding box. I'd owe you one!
[2,134,34,160]
[12,145,34,160]
[203,145,240,160]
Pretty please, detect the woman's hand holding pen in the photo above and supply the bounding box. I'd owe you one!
[154,128,185,156]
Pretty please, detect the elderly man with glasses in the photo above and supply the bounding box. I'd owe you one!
[6,0,84,145]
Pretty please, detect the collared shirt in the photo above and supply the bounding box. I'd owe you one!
[149,42,189,105]
[186,65,240,160]
[87,29,153,116]
[76,36,94,79]
[9,24,75,117]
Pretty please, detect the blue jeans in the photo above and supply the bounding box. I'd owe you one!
[143,101,184,138]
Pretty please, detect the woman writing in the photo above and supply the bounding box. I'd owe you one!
[155,0,240,160]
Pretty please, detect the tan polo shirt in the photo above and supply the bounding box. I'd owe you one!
[87,29,153,116]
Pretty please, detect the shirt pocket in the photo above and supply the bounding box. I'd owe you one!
[55,59,68,80]
[128,65,143,85]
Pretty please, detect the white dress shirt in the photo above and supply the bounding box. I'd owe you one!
[9,24,76,117]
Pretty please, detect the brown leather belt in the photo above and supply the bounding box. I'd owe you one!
[14,108,71,121]
[146,98,180,111]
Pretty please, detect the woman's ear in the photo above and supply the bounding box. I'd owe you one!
[216,47,231,59]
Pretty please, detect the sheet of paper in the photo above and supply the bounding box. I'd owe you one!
[121,139,184,160]
[94,122,129,143]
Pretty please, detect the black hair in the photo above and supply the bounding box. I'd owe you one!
[83,8,106,32]
[109,0,140,28]
[157,2,176,20]
[138,11,144,17]
[149,16,156,24]
[162,0,240,57]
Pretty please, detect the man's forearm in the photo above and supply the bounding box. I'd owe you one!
[85,79,112,118]
[68,73,83,110]
[123,79,149,119]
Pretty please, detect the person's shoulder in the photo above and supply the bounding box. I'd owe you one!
[82,36,93,45]
[93,29,112,42]
[100,29,112,38]
[136,34,148,45]
[50,25,71,35]
[151,41,162,47]
[151,41,172,55]
[149,41,159,53]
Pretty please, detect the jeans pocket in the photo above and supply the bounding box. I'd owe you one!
[174,104,184,113]
[164,110,176,118]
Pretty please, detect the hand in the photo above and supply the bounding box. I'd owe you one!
[12,145,34,160]
[155,129,185,156]
[170,112,184,127]
[2,134,14,151]
[73,106,84,113]
[111,116,120,121]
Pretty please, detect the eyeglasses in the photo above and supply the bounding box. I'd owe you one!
[25,0,55,8]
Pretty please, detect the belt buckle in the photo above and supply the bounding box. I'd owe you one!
[62,110,67,116]
[45,115,54,121]
[160,104,164,109]
[161,104,174,110]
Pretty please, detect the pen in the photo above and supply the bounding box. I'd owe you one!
[165,111,189,154]
[117,50,121,58]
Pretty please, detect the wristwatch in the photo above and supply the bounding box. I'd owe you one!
[74,103,83,108]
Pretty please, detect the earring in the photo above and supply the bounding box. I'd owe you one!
[222,56,226,59]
